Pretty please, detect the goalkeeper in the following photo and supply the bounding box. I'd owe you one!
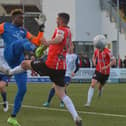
[0,9,46,126]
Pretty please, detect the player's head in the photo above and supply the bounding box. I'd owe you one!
[93,34,107,50]
[57,12,70,27]
[11,9,24,27]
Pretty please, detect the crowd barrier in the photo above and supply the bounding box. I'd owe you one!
[9,68,126,83]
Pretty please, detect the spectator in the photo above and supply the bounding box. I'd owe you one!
[123,56,126,68]
[78,55,82,67]
[81,54,90,68]
[118,56,123,68]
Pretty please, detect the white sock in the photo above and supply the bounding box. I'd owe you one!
[62,95,79,121]
[9,65,25,75]
[87,86,94,105]
[0,64,9,74]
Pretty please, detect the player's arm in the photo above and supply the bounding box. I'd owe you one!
[42,29,64,46]
[48,29,64,45]
[0,23,4,35]
[26,13,46,46]
[71,56,80,77]
[26,31,44,46]
[48,35,63,44]
[102,52,116,70]
[104,56,116,69]
[92,52,97,67]
[74,56,80,73]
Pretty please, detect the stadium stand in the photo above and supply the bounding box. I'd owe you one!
[0,5,6,16]
[0,4,41,35]
[2,4,41,13]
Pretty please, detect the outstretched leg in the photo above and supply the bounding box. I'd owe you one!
[12,39,35,59]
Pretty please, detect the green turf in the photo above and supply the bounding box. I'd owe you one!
[0,83,126,126]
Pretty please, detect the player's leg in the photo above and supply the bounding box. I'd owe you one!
[0,66,9,75]
[43,84,55,107]
[85,78,97,107]
[0,75,8,112]
[54,84,82,126]
[85,70,100,107]
[21,60,33,70]
[12,39,36,59]
[59,86,67,108]
[0,59,32,76]
[59,76,71,108]
[98,83,104,97]
[8,72,27,126]
[85,79,97,107]
[0,64,25,75]
[24,59,82,126]
[8,65,25,75]
[12,72,27,116]
[4,39,34,65]
[98,74,109,97]
[52,71,82,126]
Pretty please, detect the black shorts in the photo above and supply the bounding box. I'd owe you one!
[31,59,65,87]
[92,70,109,85]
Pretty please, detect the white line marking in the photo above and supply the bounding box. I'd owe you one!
[8,103,126,118]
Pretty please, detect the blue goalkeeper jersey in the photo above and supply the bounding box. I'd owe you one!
[0,22,30,67]
[1,22,27,47]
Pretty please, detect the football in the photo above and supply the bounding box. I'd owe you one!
[93,34,107,50]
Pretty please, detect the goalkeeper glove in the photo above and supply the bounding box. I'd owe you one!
[35,14,46,32]
[35,45,47,58]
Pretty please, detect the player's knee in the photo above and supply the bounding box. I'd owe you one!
[21,60,30,70]
[0,85,4,91]
[21,61,27,69]
[91,79,97,88]
[0,82,6,90]
[91,83,95,88]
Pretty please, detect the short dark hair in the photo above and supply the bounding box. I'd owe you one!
[58,12,70,25]
[11,9,23,16]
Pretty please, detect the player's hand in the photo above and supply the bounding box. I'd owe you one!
[71,72,75,77]
[102,66,107,70]
[35,14,46,26]
[35,14,46,32]
[35,44,47,58]
[40,37,50,46]
[93,63,96,67]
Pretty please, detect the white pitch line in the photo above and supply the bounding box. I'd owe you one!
[9,103,126,118]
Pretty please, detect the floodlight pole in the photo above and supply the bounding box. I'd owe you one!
[23,0,25,28]
[116,0,120,67]
[40,0,43,13]
[20,0,25,28]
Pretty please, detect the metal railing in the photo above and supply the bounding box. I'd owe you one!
[100,0,126,34]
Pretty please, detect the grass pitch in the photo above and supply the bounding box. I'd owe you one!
[0,83,126,126]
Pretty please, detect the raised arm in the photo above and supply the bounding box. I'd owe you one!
[26,14,46,46]
[92,53,97,67]
[74,56,80,74]
[0,23,4,35]
[26,31,44,46]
